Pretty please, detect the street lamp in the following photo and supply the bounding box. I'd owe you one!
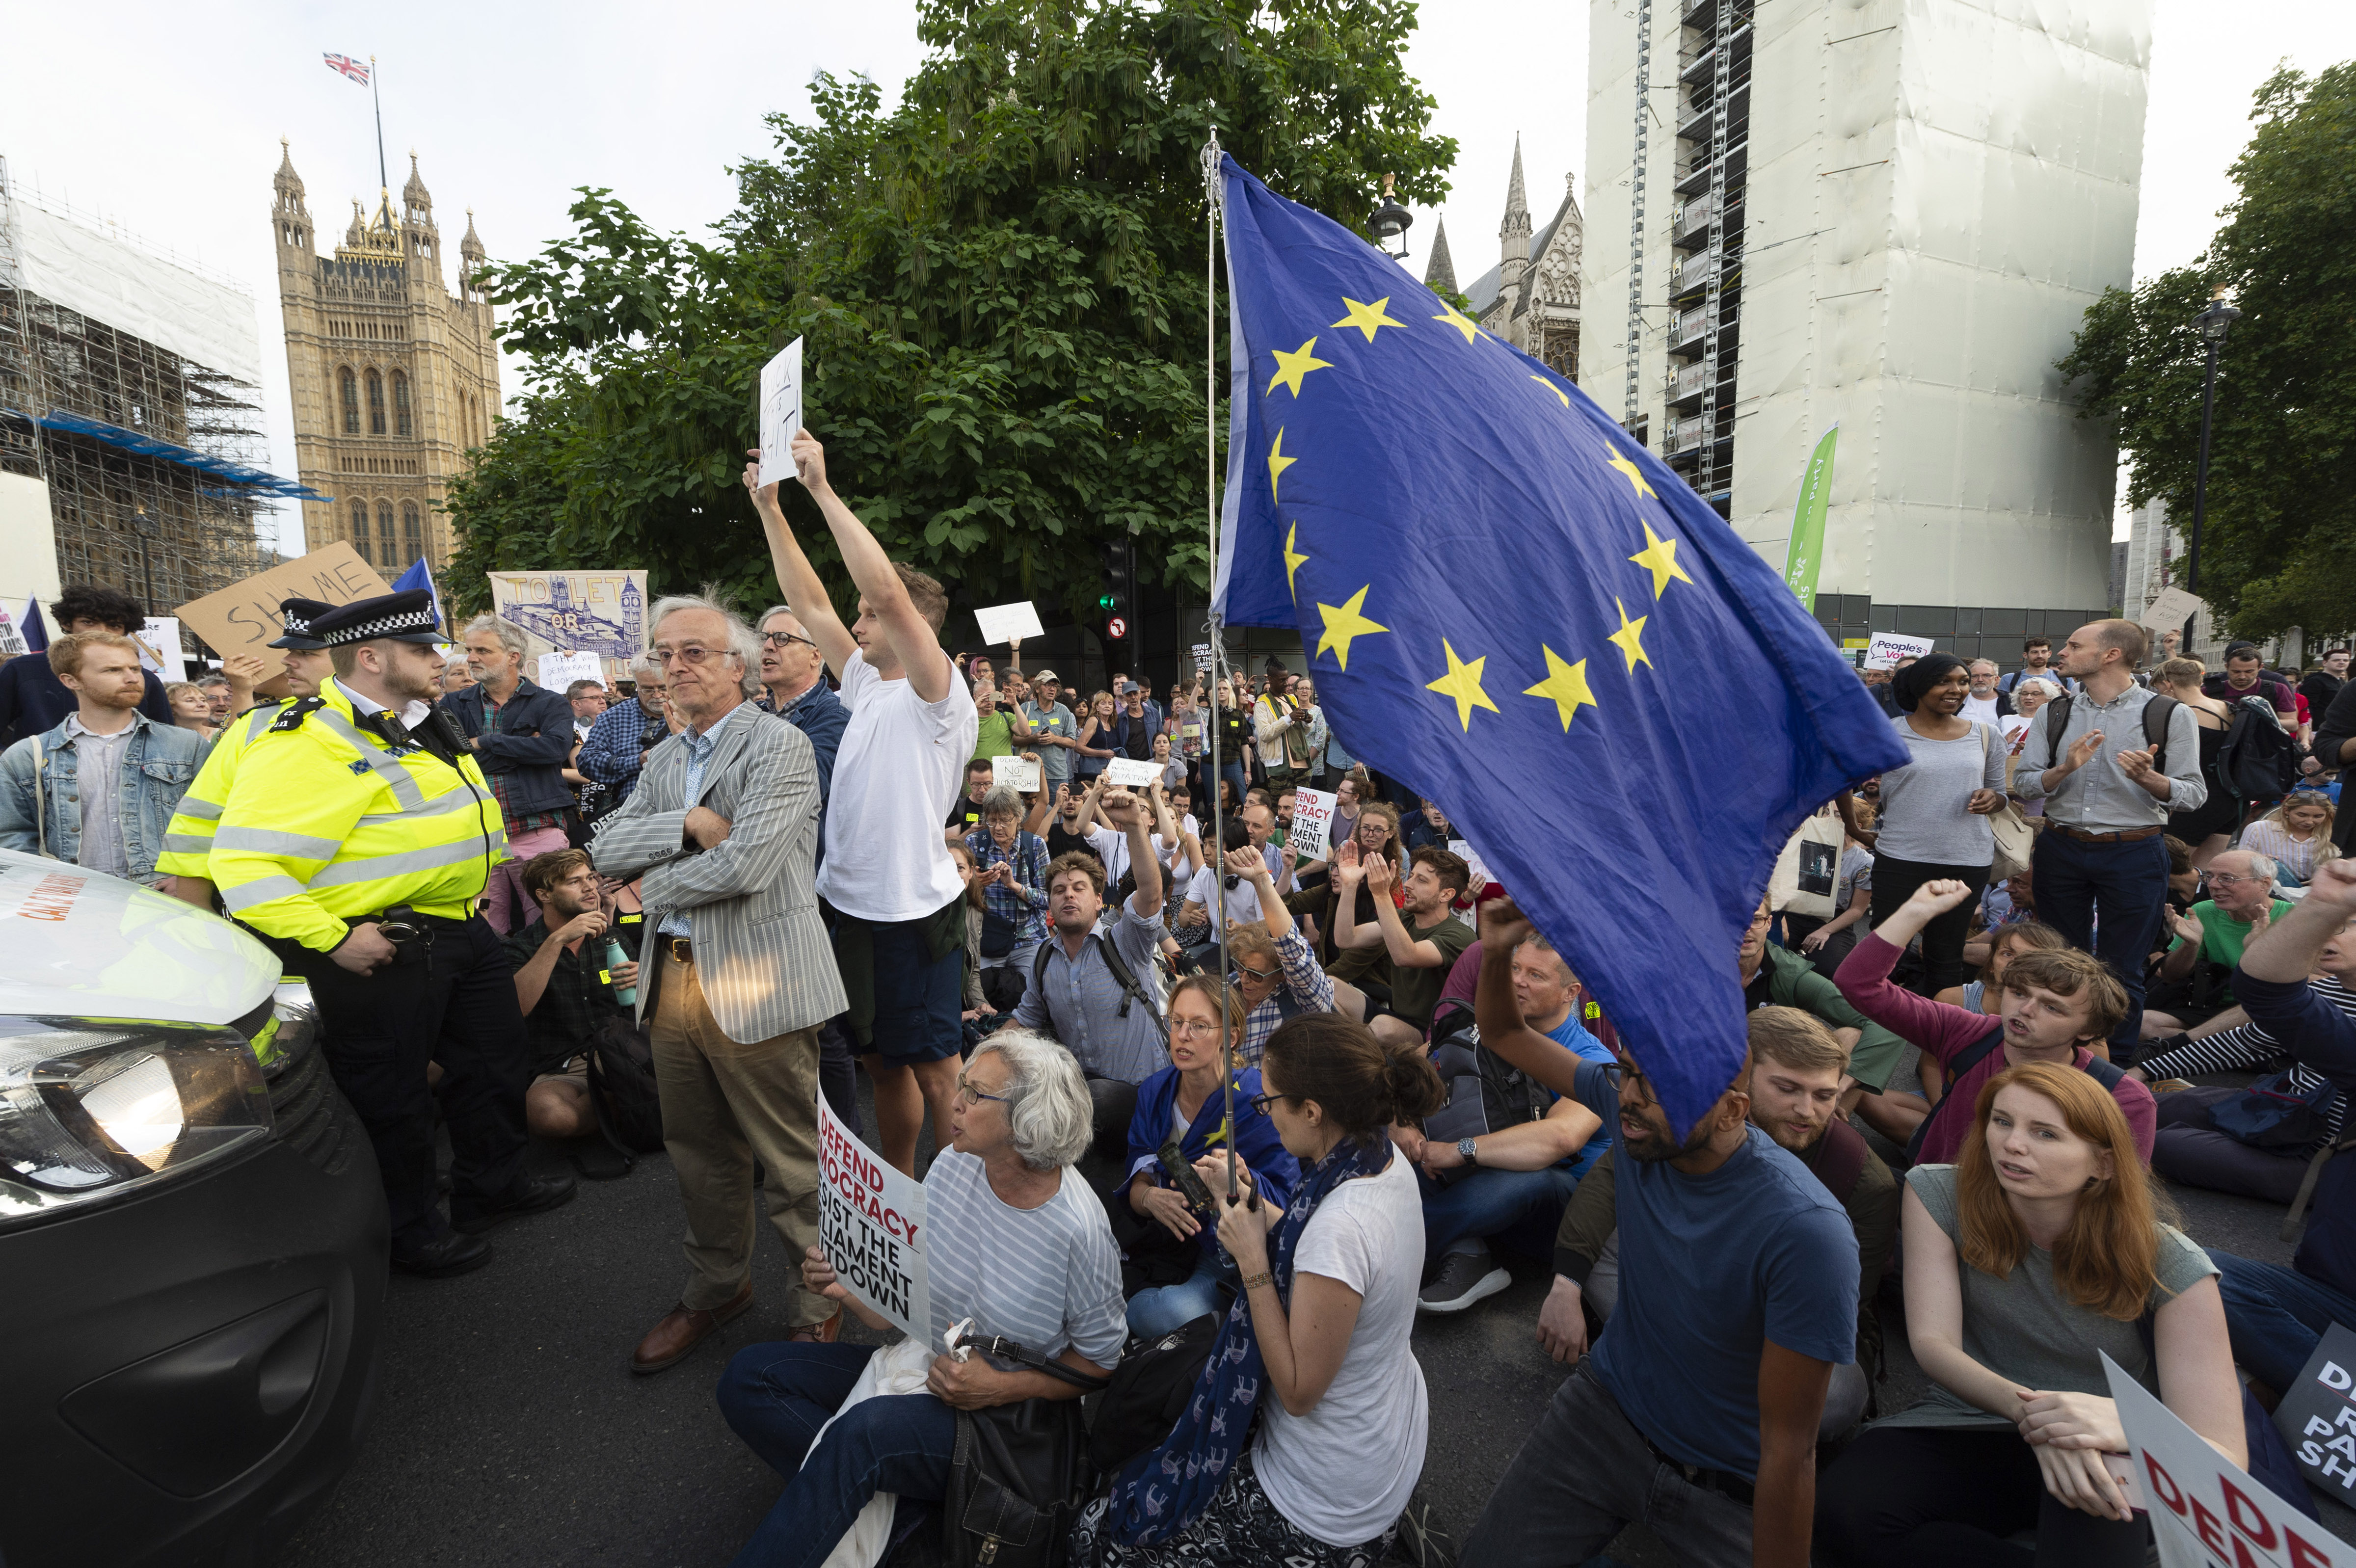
[2182,288,2240,655]
[1369,173,1413,261]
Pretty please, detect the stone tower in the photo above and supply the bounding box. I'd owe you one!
[1424,217,1457,298]
[1498,135,1533,300]
[272,143,500,573]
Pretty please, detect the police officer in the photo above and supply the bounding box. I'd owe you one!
[157,597,337,907]
[210,590,573,1276]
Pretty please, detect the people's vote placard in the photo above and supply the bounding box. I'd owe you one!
[1863,631,1935,671]
[818,1097,929,1342]
[756,338,803,489]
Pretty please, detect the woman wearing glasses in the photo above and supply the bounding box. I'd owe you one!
[718,1030,1124,1568]
[1120,978,1300,1339]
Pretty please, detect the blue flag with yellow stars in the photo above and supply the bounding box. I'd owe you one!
[1211,157,1909,1137]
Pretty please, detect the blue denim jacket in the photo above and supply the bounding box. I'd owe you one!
[0,711,209,884]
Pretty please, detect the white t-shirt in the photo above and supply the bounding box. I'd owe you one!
[819,651,978,922]
[1186,862,1265,928]
[1960,693,2002,727]
[1254,1151,1428,1546]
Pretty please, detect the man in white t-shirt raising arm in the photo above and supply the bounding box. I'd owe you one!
[746,435,979,1176]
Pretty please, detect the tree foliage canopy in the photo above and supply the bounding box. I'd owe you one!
[2059,63,2356,641]
[442,0,1455,625]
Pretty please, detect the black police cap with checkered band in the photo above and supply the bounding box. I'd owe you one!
[268,596,340,650]
[308,590,444,648]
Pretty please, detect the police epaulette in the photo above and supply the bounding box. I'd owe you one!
[268,696,326,732]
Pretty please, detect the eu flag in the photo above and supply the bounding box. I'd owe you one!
[1211,157,1909,1136]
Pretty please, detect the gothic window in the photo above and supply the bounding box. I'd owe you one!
[377,502,397,565]
[401,502,423,565]
[340,367,360,434]
[392,372,412,437]
[349,500,372,563]
[365,370,386,435]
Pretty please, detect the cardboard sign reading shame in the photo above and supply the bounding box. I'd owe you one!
[2106,1352,2333,1568]
[991,754,1043,792]
[2275,1319,2356,1498]
[818,1096,929,1342]
[1288,787,1336,858]
[1102,757,1161,791]
[175,543,391,660]
[756,338,803,489]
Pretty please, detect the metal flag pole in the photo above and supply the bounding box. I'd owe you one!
[370,56,389,197]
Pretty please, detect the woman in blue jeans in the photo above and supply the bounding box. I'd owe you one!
[1122,977,1299,1337]
[715,1031,1127,1568]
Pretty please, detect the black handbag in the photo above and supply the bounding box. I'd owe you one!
[941,1332,1110,1568]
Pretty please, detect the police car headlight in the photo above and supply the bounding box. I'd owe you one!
[0,1019,272,1222]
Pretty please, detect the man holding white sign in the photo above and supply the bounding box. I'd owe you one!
[716,1031,1124,1568]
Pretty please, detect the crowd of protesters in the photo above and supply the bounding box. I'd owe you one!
[10,496,2356,1568]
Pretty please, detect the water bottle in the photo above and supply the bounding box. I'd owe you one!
[605,936,637,1007]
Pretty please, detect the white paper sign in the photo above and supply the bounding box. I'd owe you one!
[134,618,186,683]
[2140,586,2206,635]
[973,601,1045,646]
[537,650,605,693]
[0,603,26,660]
[756,338,803,488]
[1449,837,1499,899]
[1863,631,1936,671]
[991,754,1043,792]
[1191,642,1213,673]
[1289,787,1336,858]
[818,1096,930,1342]
[1102,757,1162,790]
[2105,1352,2337,1568]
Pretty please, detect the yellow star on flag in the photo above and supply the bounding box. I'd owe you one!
[1331,296,1407,343]
[1432,302,1480,344]
[1530,374,1570,409]
[1425,640,1500,731]
[1628,521,1695,599]
[1607,598,1652,674]
[1284,523,1311,601]
[1523,646,1599,732]
[1315,586,1389,671]
[1266,337,1332,399]
[1268,427,1295,505]
[1605,442,1656,501]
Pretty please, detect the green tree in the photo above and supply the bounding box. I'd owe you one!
[2059,63,2356,642]
[442,0,1455,626]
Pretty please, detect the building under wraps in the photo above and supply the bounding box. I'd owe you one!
[1582,0,2146,663]
[0,156,317,624]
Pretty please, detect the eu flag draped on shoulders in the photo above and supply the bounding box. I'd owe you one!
[1211,156,1908,1137]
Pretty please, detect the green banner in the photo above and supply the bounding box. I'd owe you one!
[1783,424,1838,611]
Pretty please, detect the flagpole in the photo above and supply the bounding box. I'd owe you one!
[1200,125,1245,1212]
[370,55,389,197]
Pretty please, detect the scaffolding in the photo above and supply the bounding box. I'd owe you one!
[0,160,281,626]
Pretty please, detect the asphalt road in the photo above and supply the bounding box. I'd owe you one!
[277,1064,2356,1568]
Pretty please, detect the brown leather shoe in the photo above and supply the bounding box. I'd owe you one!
[630,1280,754,1375]
[786,1310,842,1344]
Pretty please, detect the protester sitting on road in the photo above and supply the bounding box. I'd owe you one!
[2142,848,2292,1039]
[575,654,670,813]
[1076,1011,1447,1568]
[1815,1063,2244,1568]
[1836,879,2156,1163]
[1120,977,1300,1339]
[0,632,206,886]
[2241,794,2338,886]
[1331,844,1473,1046]
[1928,920,2069,1108]
[1226,846,1343,1063]
[1546,1009,1897,1440]
[1735,898,1911,1144]
[1462,896,1859,1568]
[1006,789,1168,1167]
[963,784,1050,1008]
[2203,860,2356,1395]
[506,849,641,1139]
[1402,797,1453,855]
[721,1031,1124,1568]
[1404,933,1606,1315]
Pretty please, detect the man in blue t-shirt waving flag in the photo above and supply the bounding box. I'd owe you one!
[1208,156,1906,1139]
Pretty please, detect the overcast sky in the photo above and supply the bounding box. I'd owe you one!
[3,0,2350,557]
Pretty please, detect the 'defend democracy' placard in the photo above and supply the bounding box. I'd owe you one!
[818,1097,930,1342]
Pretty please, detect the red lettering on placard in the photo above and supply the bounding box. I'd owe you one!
[2289,1526,2339,1568]
[2145,1455,2187,1515]
[2192,1497,2228,1555]
[2223,1479,2277,1551]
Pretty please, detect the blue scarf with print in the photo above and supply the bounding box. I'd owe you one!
[1097,1129,1394,1545]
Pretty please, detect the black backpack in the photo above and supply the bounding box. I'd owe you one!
[583,1013,665,1168]
[1032,934,1167,1048]
[2214,695,2302,802]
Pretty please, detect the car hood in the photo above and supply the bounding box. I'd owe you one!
[0,849,278,1027]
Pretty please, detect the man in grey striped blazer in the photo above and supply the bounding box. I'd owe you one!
[593,594,848,1372]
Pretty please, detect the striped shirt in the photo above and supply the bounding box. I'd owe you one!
[2139,976,2353,1152]
[921,1149,1126,1368]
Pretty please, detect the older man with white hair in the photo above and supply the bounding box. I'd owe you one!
[442,614,579,933]
[2143,847,2294,1038]
[578,653,672,815]
[593,592,847,1372]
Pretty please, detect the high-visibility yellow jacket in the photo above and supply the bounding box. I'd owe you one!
[212,681,509,951]
[154,700,289,880]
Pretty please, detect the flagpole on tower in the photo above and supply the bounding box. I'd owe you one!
[370,55,389,199]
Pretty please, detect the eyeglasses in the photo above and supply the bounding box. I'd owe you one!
[1249,1091,1295,1116]
[954,1074,1009,1108]
[2208,872,2265,889]
[760,631,817,650]
[1169,1016,1226,1038]
[1234,964,1282,983]
[652,645,726,667]
[1600,1062,1652,1103]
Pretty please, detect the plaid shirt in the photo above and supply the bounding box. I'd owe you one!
[1235,925,1333,1064]
[501,916,639,1077]
[964,827,1050,944]
[482,689,568,837]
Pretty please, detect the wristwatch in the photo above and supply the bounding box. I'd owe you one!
[1457,1138,1479,1167]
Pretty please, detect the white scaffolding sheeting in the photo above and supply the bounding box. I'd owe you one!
[7,199,263,386]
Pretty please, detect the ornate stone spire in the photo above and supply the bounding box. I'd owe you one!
[274,137,304,201]
[1499,134,1533,295]
[345,198,366,249]
[459,208,484,263]
[402,151,433,220]
[1424,217,1457,296]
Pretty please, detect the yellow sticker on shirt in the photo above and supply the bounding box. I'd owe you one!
[598,969,612,984]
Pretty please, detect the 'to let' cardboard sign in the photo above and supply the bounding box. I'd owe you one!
[175,543,393,661]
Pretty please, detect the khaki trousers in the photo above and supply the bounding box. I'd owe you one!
[651,952,828,1325]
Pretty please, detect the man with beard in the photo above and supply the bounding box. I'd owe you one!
[1461,897,1858,1568]
[507,848,642,1138]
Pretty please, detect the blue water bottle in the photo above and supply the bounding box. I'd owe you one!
[605,936,637,1007]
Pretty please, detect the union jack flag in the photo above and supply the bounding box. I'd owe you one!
[322,53,370,85]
